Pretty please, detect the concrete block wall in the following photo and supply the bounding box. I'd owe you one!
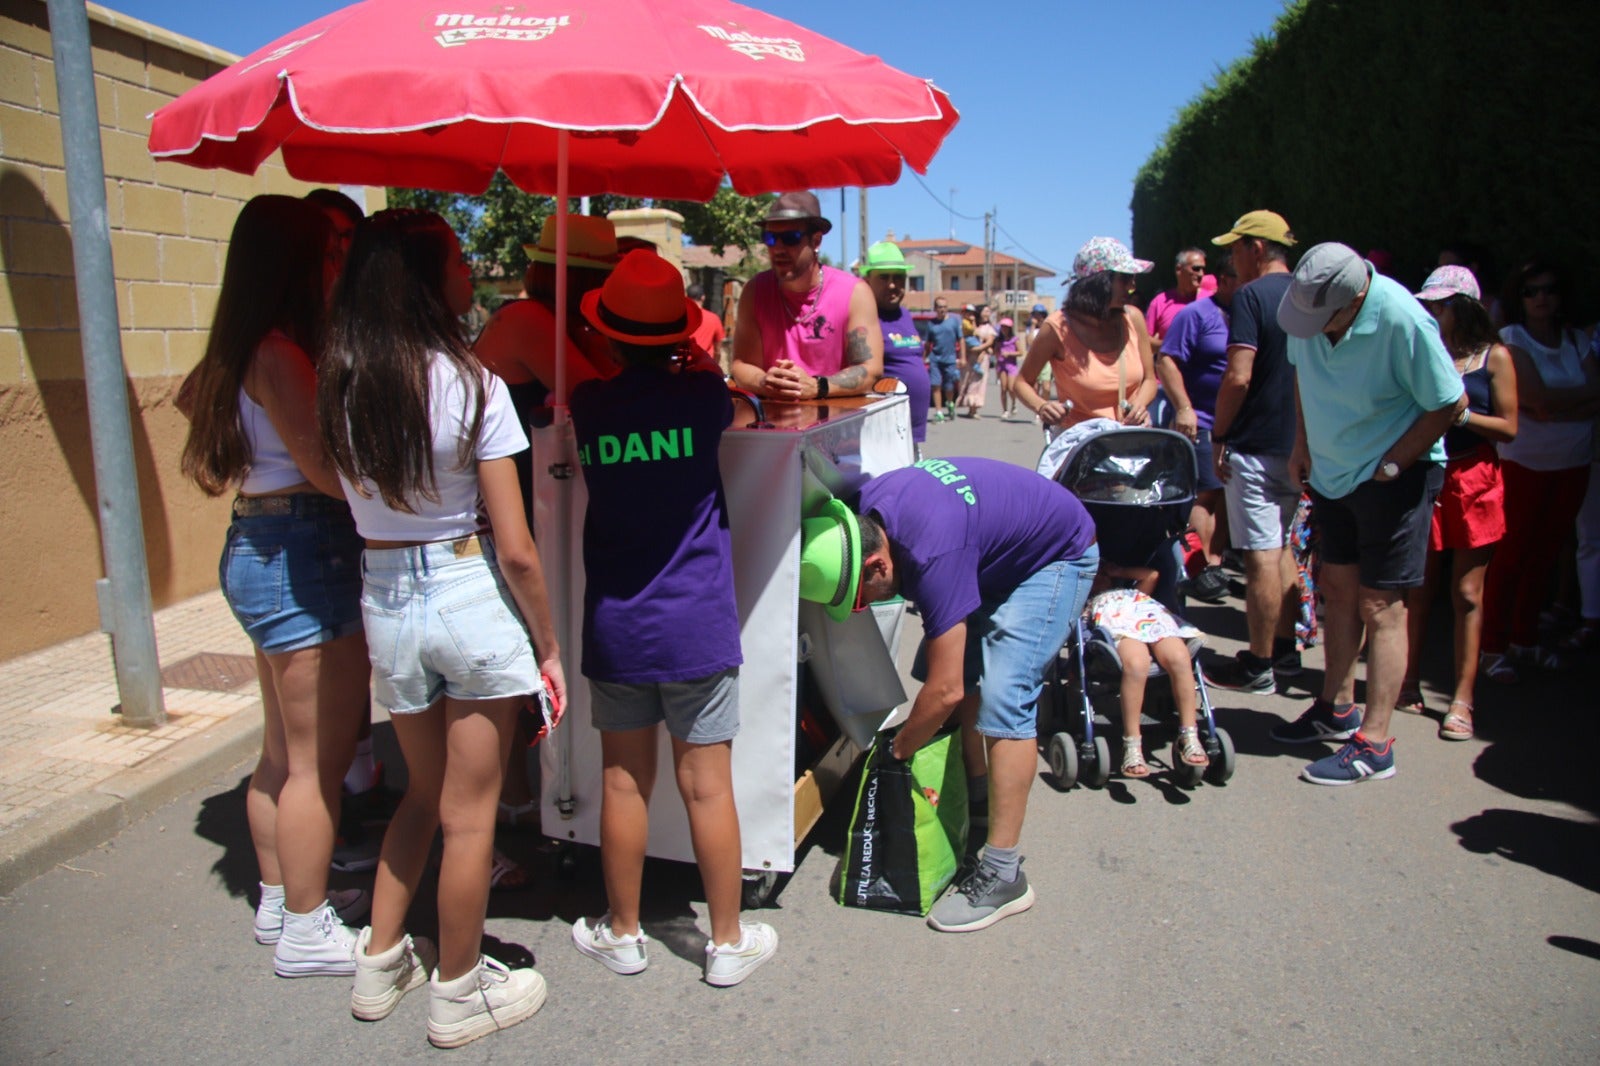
[0,1,384,659]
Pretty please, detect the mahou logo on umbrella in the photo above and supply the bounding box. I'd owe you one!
[697,24,806,63]
[433,9,573,47]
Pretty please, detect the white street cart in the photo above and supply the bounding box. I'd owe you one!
[533,393,914,900]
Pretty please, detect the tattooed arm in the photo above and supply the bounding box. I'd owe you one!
[817,278,884,397]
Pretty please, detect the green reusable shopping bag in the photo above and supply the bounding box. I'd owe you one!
[837,730,968,916]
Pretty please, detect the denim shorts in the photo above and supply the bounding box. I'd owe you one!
[1192,428,1222,493]
[929,358,960,394]
[1223,450,1300,550]
[219,498,365,654]
[914,544,1100,740]
[588,668,740,744]
[359,535,543,714]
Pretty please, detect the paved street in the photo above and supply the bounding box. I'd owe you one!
[2,396,1597,1064]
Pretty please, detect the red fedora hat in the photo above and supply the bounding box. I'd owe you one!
[580,250,702,346]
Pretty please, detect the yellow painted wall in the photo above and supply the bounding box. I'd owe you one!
[0,1,385,658]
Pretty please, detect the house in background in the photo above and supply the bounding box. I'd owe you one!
[891,236,1056,317]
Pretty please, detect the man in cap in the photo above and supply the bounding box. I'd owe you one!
[730,191,882,401]
[1206,210,1305,694]
[1277,243,1463,785]
[861,241,931,456]
[799,458,1100,932]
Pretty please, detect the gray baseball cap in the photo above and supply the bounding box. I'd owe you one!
[1277,242,1371,338]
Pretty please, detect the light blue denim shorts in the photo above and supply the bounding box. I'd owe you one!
[1223,450,1300,550]
[914,543,1100,740]
[588,668,740,744]
[359,534,542,715]
[219,497,365,654]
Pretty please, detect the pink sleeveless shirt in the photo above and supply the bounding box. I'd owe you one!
[748,265,860,377]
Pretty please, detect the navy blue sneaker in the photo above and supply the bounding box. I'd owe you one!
[1270,699,1361,744]
[1301,733,1396,785]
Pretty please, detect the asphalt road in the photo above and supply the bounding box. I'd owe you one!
[3,401,1597,1064]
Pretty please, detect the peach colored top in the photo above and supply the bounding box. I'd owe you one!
[1038,310,1144,425]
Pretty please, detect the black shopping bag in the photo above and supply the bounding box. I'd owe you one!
[836,731,967,916]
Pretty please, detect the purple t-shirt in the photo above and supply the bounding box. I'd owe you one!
[570,363,741,683]
[856,458,1097,639]
[1158,296,1229,428]
[878,305,930,444]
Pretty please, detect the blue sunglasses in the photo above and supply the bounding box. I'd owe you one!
[762,229,810,248]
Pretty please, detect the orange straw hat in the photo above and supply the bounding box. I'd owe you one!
[522,214,620,271]
[580,250,702,346]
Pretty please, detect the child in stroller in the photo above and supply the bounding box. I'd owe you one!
[1036,420,1235,788]
[1086,560,1210,777]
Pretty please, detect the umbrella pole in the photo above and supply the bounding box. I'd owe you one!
[550,132,576,817]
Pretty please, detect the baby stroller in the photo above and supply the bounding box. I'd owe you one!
[1035,422,1235,789]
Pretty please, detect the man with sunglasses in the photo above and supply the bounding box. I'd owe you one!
[1146,247,1207,348]
[1277,243,1463,786]
[799,458,1099,933]
[730,191,882,401]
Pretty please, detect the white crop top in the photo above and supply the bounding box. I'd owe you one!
[1497,324,1595,471]
[238,335,310,494]
[341,353,529,542]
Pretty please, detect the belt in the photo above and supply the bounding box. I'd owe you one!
[232,494,347,518]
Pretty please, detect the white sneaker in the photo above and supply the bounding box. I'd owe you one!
[352,927,437,1021]
[254,884,370,945]
[427,956,546,1049]
[703,920,778,987]
[273,900,360,977]
[571,914,648,975]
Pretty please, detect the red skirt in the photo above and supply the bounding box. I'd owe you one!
[1430,446,1505,551]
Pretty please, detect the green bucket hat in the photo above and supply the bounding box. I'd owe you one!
[799,497,862,623]
[862,240,908,275]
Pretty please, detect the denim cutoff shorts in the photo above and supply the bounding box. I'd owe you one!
[359,535,542,714]
[914,543,1100,740]
[219,497,365,654]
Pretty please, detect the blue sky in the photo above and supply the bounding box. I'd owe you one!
[113,0,1293,282]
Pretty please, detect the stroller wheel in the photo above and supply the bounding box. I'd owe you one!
[1047,732,1079,790]
[1204,727,1236,784]
[1171,743,1206,789]
[1082,735,1111,790]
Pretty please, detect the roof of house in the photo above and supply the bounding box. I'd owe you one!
[892,239,1055,278]
[682,244,759,269]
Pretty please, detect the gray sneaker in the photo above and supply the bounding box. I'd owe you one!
[927,860,1035,933]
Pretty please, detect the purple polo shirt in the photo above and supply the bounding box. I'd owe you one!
[878,305,930,444]
[856,458,1097,639]
[1159,296,1229,428]
[570,362,741,683]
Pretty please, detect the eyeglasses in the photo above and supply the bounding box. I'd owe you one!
[761,229,809,248]
[1522,282,1558,298]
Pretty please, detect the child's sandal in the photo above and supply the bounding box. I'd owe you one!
[1121,736,1150,778]
[1176,727,1210,767]
[1439,700,1474,741]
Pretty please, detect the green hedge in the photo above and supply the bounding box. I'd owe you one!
[1132,0,1600,322]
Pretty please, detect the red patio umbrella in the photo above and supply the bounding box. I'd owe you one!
[146,0,958,199]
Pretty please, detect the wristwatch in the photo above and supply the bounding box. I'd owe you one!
[1380,459,1400,480]
[815,376,830,399]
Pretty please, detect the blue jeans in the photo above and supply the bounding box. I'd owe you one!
[915,544,1101,740]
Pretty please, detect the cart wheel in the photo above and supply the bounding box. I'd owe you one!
[1047,732,1078,789]
[1171,741,1206,789]
[1083,736,1111,789]
[1205,727,1236,784]
[741,870,779,909]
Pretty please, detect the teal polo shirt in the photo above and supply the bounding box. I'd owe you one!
[1287,269,1463,499]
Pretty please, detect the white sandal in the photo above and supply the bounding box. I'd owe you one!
[1121,736,1150,778]
[1175,726,1210,767]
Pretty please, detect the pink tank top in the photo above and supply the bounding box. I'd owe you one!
[749,265,860,377]
[1044,311,1144,424]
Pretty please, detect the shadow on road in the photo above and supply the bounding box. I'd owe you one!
[1451,807,1600,895]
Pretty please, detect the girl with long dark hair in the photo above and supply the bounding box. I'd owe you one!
[1398,267,1517,740]
[180,194,371,976]
[319,209,565,1049]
